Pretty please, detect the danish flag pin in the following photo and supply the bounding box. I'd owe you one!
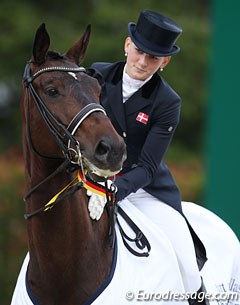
[136,112,149,125]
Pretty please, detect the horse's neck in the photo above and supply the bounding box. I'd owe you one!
[26,156,113,304]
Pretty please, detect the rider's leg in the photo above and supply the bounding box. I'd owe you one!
[126,189,202,293]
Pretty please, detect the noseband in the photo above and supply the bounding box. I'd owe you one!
[23,62,106,165]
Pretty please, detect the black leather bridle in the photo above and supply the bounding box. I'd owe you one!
[22,63,151,256]
[23,62,106,164]
[22,62,107,204]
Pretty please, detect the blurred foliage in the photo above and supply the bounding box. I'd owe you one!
[0,0,210,303]
[0,0,210,154]
[0,151,26,304]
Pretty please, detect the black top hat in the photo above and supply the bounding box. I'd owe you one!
[128,10,182,57]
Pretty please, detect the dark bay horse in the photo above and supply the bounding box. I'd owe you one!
[19,24,126,304]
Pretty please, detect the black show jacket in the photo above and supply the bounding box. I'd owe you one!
[91,61,182,213]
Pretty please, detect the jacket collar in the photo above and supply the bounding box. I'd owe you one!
[110,62,160,98]
[102,61,161,131]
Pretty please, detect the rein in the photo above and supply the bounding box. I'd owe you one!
[24,168,150,257]
[23,168,116,219]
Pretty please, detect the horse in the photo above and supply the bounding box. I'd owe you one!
[12,23,128,304]
[11,24,240,305]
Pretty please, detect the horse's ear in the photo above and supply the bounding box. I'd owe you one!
[65,24,91,65]
[32,23,50,65]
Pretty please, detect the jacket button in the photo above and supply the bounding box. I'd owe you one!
[123,132,127,138]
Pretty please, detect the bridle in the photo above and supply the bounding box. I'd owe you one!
[22,62,151,256]
[22,61,108,206]
[23,62,106,166]
[22,62,119,247]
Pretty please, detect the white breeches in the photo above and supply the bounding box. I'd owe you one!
[125,189,202,293]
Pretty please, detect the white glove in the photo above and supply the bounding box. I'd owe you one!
[87,191,106,221]
[87,180,114,221]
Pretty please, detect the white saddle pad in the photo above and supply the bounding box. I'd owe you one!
[10,200,240,305]
[182,201,240,305]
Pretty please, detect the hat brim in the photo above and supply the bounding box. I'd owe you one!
[128,23,180,57]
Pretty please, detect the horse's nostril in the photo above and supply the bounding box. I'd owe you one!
[96,140,110,157]
[94,138,126,170]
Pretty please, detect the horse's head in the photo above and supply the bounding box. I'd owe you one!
[22,23,126,178]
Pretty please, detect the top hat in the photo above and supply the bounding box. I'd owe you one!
[128,10,182,57]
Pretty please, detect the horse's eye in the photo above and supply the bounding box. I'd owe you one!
[46,88,59,97]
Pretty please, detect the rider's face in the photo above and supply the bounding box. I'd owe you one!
[124,37,171,80]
